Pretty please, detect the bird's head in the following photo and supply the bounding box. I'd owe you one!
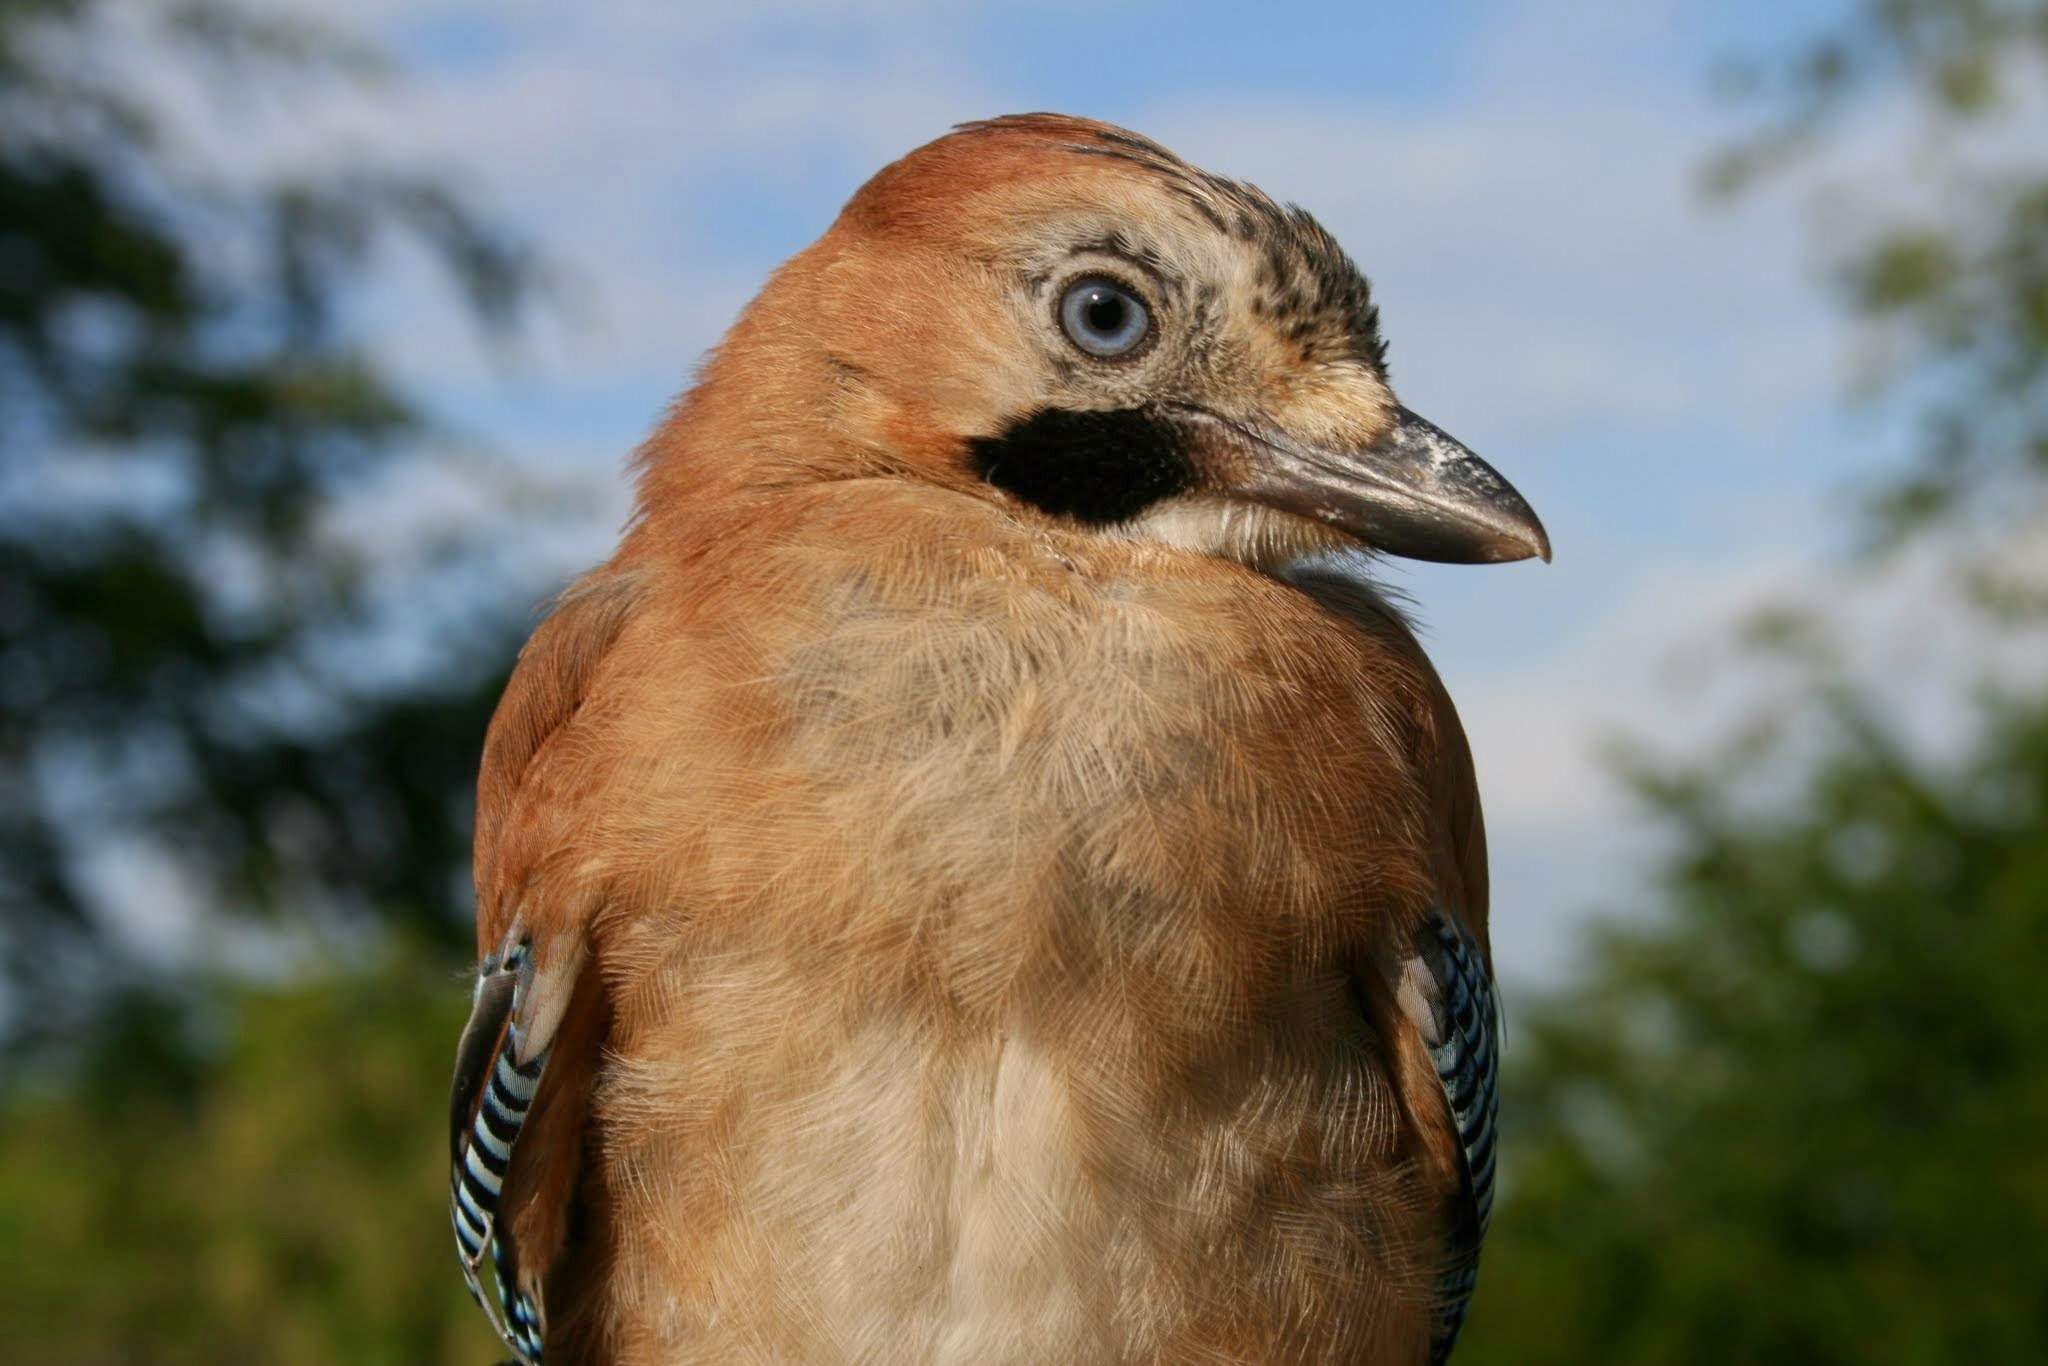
[668,112,1548,568]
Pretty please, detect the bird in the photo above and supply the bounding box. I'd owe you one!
[448,113,1545,1366]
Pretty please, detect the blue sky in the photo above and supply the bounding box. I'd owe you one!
[178,0,2002,986]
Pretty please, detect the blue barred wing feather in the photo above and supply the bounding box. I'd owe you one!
[1419,907,1500,1365]
[450,944,551,1364]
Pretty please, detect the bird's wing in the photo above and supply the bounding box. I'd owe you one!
[450,941,555,1361]
[1395,905,1500,1363]
[450,570,644,1364]
[1284,558,1498,1364]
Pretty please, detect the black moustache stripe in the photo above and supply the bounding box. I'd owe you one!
[968,406,1195,525]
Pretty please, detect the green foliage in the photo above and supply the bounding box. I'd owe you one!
[0,0,540,1050]
[1461,693,2048,1363]
[0,943,500,1364]
[1846,174,2048,543]
[1461,7,2048,1357]
[0,4,546,1353]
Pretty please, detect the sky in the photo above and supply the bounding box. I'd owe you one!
[124,0,2039,986]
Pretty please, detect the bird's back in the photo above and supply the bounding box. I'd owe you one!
[499,480,1464,1363]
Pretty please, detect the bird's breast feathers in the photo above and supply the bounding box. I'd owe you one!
[523,482,1453,1359]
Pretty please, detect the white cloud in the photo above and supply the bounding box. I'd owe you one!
[1143,90,1830,443]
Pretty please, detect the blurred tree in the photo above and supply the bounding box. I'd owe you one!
[1707,0,2048,549]
[1466,3,2048,1360]
[0,940,489,1363]
[0,0,540,1057]
[1463,698,2048,1364]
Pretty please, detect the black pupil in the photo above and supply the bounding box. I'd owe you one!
[1084,291,1126,335]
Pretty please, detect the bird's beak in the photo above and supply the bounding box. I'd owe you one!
[1181,404,1551,565]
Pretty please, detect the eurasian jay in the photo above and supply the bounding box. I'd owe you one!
[450,113,1546,1366]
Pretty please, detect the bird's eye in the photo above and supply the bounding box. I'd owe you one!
[1059,277,1150,359]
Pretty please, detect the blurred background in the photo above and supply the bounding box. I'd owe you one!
[3,1,2045,1361]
